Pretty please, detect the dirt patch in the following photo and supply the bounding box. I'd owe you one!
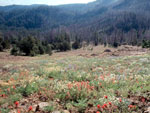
[112,45,149,56]
[127,90,150,112]
[0,52,32,61]
[0,45,149,62]
[100,45,149,57]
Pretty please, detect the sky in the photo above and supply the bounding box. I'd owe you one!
[0,0,96,6]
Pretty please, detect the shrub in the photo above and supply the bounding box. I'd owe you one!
[11,45,19,56]
[39,45,45,54]
[46,44,52,55]
[9,94,22,104]
[58,41,71,51]
[32,45,40,55]
[113,42,119,48]
[18,82,39,97]
[30,50,36,56]
[72,41,81,49]
[104,42,107,47]
[72,99,88,113]
[1,40,10,49]
[142,40,150,48]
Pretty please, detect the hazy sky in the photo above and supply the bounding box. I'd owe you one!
[0,0,96,6]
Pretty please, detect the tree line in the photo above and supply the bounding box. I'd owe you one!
[0,31,83,56]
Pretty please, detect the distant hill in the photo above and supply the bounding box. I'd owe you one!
[0,0,150,44]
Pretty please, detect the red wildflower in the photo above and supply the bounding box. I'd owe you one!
[103,104,107,108]
[129,105,133,108]
[15,101,19,108]
[1,94,6,97]
[141,98,145,103]
[67,92,71,97]
[28,106,32,111]
[119,98,122,102]
[108,102,112,105]
[99,83,102,86]
[13,86,16,89]
[102,104,107,109]
[17,109,21,113]
[67,83,72,89]
[104,96,108,99]
[97,104,101,109]
[102,105,105,109]
[96,111,100,113]
[128,105,136,109]
[100,76,104,80]
[7,88,10,92]
[91,86,94,90]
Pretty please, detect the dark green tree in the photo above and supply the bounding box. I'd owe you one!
[46,44,52,55]
[104,42,107,47]
[112,42,119,48]
[52,32,71,51]
[142,40,150,48]
[72,36,81,49]
[93,32,99,46]
[39,45,45,54]
[1,40,10,49]
[11,45,19,56]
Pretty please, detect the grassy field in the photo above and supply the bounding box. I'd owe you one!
[0,46,150,113]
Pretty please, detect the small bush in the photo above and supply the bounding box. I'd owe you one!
[9,94,22,104]
[113,42,119,48]
[72,99,88,113]
[47,71,62,79]
[18,82,39,97]
[45,44,52,55]
[11,45,19,56]
[72,41,81,49]
[142,40,150,48]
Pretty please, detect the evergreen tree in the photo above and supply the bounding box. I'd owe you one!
[72,36,81,49]
[39,45,45,54]
[1,40,10,49]
[104,42,107,47]
[113,42,119,48]
[46,44,52,55]
[93,32,99,46]
[52,32,71,51]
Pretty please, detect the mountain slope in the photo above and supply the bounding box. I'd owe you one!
[0,0,150,44]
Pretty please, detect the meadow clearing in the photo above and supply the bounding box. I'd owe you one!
[0,45,150,113]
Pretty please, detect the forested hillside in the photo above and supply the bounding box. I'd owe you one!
[0,0,150,46]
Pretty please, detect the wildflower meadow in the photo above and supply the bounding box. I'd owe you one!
[0,53,150,113]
